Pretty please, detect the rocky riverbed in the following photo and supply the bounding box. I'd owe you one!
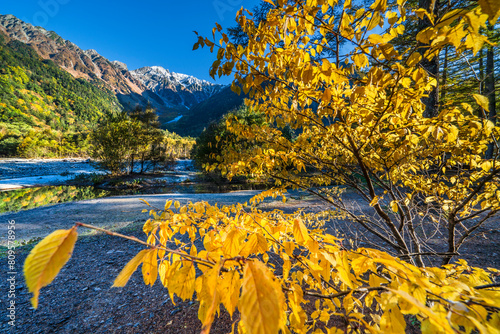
[0,158,101,190]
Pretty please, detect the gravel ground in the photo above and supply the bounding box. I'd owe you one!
[0,191,265,245]
[0,189,498,333]
[0,191,325,334]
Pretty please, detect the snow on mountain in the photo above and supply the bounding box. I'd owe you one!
[0,14,225,120]
[130,66,224,110]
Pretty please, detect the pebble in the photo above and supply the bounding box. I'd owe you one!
[170,307,182,316]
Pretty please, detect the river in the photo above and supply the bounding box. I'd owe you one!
[0,159,264,213]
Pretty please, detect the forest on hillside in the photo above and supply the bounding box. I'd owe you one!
[0,33,122,157]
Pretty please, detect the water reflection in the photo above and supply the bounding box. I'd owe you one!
[0,186,110,213]
[0,182,268,213]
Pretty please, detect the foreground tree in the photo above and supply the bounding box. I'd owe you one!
[198,0,500,267]
[25,1,500,333]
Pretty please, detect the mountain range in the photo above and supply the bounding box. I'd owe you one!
[0,14,226,118]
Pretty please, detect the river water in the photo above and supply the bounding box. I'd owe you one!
[0,159,194,213]
[0,159,263,213]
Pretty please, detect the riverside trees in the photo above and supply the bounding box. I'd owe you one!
[89,108,194,175]
[25,1,500,333]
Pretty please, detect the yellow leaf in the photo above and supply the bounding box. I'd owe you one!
[367,11,382,31]
[370,0,388,11]
[218,270,241,317]
[158,259,175,287]
[414,8,434,24]
[473,94,490,112]
[142,249,158,286]
[197,263,222,333]
[169,260,196,300]
[240,233,268,257]
[387,288,454,331]
[369,196,379,207]
[113,249,149,287]
[174,201,181,210]
[416,27,435,44]
[240,260,284,334]
[164,200,172,211]
[140,198,150,206]
[24,227,78,309]
[478,0,500,24]
[231,83,242,95]
[407,52,422,67]
[335,251,354,288]
[368,33,390,44]
[379,306,406,333]
[390,201,398,212]
[352,53,369,68]
[481,161,492,172]
[293,218,310,245]
[222,229,244,257]
[302,67,313,84]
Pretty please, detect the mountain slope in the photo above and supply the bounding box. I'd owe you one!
[0,15,143,95]
[0,14,224,118]
[166,84,246,137]
[0,31,120,156]
[0,14,171,114]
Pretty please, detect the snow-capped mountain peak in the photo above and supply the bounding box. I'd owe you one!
[130,66,224,109]
[0,14,225,117]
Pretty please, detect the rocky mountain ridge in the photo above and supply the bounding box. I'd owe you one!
[131,66,224,110]
[0,14,223,117]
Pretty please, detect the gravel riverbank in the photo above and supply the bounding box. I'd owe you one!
[0,189,498,333]
[0,158,100,190]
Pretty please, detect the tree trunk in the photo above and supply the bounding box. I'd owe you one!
[130,155,134,175]
[479,48,484,94]
[140,153,145,174]
[485,23,497,159]
[440,46,448,103]
[418,0,440,118]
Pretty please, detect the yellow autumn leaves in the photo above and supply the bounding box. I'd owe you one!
[116,202,500,333]
[23,0,500,333]
[24,227,78,309]
[24,199,500,333]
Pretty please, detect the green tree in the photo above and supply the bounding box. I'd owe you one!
[129,105,167,173]
[89,113,144,175]
[192,105,265,175]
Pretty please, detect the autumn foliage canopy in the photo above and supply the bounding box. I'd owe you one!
[25,0,500,333]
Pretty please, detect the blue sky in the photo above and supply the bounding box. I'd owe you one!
[1,0,261,84]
